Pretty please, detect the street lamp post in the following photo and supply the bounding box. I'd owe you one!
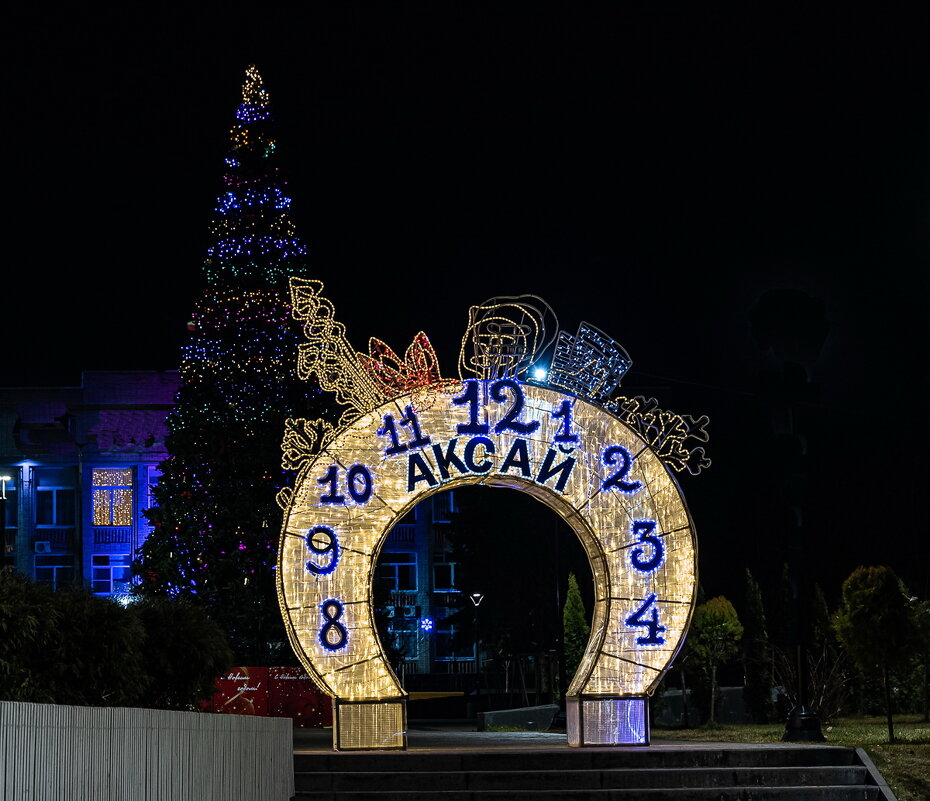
[0,475,11,566]
[470,592,484,711]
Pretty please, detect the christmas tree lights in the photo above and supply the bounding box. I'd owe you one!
[132,65,333,665]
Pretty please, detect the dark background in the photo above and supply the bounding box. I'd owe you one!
[6,6,929,608]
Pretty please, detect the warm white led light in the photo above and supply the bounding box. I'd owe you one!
[277,380,697,749]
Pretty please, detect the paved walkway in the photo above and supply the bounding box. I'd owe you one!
[294,721,574,752]
[292,721,831,752]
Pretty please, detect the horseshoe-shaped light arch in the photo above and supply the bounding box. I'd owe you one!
[277,380,697,750]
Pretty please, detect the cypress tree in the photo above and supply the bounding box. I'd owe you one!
[741,569,774,722]
[562,572,590,683]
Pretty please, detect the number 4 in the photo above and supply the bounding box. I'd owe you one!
[625,593,666,645]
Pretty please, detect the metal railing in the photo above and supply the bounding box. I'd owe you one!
[93,526,132,544]
[0,701,294,801]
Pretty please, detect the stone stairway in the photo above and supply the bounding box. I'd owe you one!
[292,743,895,800]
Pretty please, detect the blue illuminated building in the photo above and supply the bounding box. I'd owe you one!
[0,371,180,598]
[0,370,475,687]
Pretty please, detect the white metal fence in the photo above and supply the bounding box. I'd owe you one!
[0,701,294,801]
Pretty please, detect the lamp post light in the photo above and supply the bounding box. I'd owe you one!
[0,475,11,565]
[470,592,484,711]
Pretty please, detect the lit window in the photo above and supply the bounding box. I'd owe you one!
[432,491,456,522]
[387,620,420,661]
[92,553,133,596]
[434,623,474,661]
[93,469,133,527]
[35,554,76,590]
[433,553,458,592]
[1,484,16,529]
[375,551,417,593]
[35,488,75,526]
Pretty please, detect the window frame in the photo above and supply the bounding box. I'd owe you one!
[92,468,134,527]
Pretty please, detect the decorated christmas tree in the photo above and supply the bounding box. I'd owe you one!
[132,65,331,665]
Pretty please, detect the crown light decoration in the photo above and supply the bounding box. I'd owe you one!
[278,282,708,750]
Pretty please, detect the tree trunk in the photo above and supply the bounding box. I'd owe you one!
[922,651,929,723]
[710,664,717,724]
[680,666,690,728]
[882,661,895,743]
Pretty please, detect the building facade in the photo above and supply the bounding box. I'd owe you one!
[0,371,179,598]
[374,488,478,687]
[0,371,478,688]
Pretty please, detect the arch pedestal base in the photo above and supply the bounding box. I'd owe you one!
[333,698,407,751]
[566,696,649,746]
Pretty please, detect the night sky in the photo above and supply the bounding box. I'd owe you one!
[7,7,929,607]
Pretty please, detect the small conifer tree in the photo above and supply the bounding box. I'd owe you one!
[742,569,774,722]
[562,572,590,685]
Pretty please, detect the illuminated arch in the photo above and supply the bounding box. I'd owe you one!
[277,379,696,749]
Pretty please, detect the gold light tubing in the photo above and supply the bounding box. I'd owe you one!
[277,382,697,750]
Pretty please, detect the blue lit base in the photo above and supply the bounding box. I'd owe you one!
[566,695,649,746]
[332,698,407,751]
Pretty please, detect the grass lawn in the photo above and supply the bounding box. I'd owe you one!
[651,715,930,801]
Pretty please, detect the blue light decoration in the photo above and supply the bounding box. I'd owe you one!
[625,593,667,646]
[173,64,324,432]
[319,598,348,651]
[419,617,434,633]
[601,445,643,495]
[629,520,664,573]
[215,187,293,214]
[131,63,332,672]
[568,698,648,746]
[305,525,339,576]
[200,64,307,289]
[547,321,633,406]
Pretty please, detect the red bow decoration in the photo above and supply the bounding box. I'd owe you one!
[359,332,442,401]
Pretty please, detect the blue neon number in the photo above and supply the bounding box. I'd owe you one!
[317,465,345,505]
[346,464,373,503]
[629,520,664,573]
[319,599,348,650]
[379,405,431,455]
[317,464,373,505]
[551,399,579,444]
[378,413,407,455]
[305,525,339,576]
[491,379,540,435]
[602,445,643,494]
[453,380,490,435]
[626,594,666,646]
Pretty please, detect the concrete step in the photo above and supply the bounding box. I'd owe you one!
[294,788,883,801]
[296,765,870,793]
[292,744,888,801]
[294,744,859,773]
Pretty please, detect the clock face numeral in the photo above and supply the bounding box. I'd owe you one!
[318,464,374,505]
[305,525,339,576]
[320,599,348,650]
[602,445,643,495]
[453,380,489,435]
[454,378,540,436]
[629,520,664,573]
[626,594,667,646]
[379,405,431,455]
[490,378,540,435]
[551,399,579,445]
